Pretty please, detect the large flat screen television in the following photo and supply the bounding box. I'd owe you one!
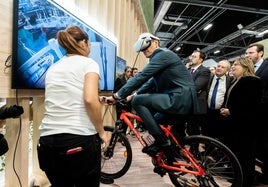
[12,0,116,91]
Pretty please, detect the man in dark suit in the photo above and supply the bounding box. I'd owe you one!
[203,60,232,138]
[114,66,132,118]
[114,66,133,93]
[113,66,133,134]
[105,32,199,155]
[187,50,210,135]
[245,43,268,185]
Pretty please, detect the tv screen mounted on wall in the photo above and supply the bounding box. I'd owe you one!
[12,0,116,91]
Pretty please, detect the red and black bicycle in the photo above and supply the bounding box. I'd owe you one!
[101,100,243,187]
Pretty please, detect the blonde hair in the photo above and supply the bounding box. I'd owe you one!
[57,26,89,57]
[235,57,257,77]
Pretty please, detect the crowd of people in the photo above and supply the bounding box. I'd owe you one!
[1,25,267,187]
[185,43,268,187]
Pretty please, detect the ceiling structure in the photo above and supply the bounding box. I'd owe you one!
[154,0,268,63]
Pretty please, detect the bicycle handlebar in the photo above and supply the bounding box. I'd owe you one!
[103,97,128,106]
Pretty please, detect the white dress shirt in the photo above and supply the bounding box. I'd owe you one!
[254,59,263,72]
[208,75,227,109]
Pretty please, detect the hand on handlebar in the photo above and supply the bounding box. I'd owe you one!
[100,93,135,105]
[99,96,107,104]
[103,96,116,105]
[125,93,135,102]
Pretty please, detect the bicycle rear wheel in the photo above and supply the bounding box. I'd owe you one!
[101,125,132,179]
[168,135,243,187]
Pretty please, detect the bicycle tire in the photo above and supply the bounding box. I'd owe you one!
[101,125,132,179]
[168,135,243,187]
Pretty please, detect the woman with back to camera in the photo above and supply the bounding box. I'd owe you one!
[37,26,109,187]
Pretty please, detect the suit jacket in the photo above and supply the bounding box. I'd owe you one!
[255,59,268,109]
[207,74,233,109]
[190,65,210,114]
[114,75,128,93]
[117,48,199,115]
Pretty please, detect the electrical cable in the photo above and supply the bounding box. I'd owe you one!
[130,51,140,71]
[4,55,12,68]
[12,89,22,187]
[4,55,12,73]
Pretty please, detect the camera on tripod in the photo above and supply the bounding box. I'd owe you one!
[0,105,24,120]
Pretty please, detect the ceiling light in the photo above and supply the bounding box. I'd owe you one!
[175,46,181,51]
[214,50,220,54]
[204,24,212,31]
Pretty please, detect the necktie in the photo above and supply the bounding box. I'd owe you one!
[190,68,194,75]
[210,77,220,109]
[254,65,257,72]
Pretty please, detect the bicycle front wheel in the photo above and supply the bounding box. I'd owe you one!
[101,125,132,179]
[168,135,243,187]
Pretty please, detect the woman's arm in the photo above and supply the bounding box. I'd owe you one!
[84,72,104,135]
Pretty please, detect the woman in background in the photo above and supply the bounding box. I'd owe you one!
[220,57,262,187]
[37,26,109,187]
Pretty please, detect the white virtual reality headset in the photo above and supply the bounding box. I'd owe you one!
[133,33,160,52]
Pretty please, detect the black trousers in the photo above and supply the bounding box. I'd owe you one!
[202,108,227,139]
[37,133,101,187]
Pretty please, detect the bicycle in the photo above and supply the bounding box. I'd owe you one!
[101,100,243,187]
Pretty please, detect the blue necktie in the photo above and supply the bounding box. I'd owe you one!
[210,77,220,109]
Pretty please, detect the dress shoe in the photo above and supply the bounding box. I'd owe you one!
[100,174,114,184]
[142,139,171,156]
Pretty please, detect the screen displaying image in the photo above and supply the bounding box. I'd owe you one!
[115,56,126,79]
[12,0,116,90]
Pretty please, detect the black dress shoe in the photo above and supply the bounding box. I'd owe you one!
[142,140,171,156]
[100,174,114,184]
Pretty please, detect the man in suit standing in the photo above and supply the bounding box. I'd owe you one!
[245,43,268,185]
[114,66,133,118]
[187,50,210,135]
[105,32,199,156]
[113,66,133,134]
[203,59,232,138]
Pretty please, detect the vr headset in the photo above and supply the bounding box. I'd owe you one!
[133,33,160,52]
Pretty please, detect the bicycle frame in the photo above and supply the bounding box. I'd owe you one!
[119,109,206,176]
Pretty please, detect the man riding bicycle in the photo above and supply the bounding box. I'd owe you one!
[105,32,199,155]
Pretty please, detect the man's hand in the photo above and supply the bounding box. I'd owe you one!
[104,96,116,105]
[125,93,135,102]
[99,130,110,151]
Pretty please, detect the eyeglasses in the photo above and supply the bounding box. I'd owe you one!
[189,55,198,59]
